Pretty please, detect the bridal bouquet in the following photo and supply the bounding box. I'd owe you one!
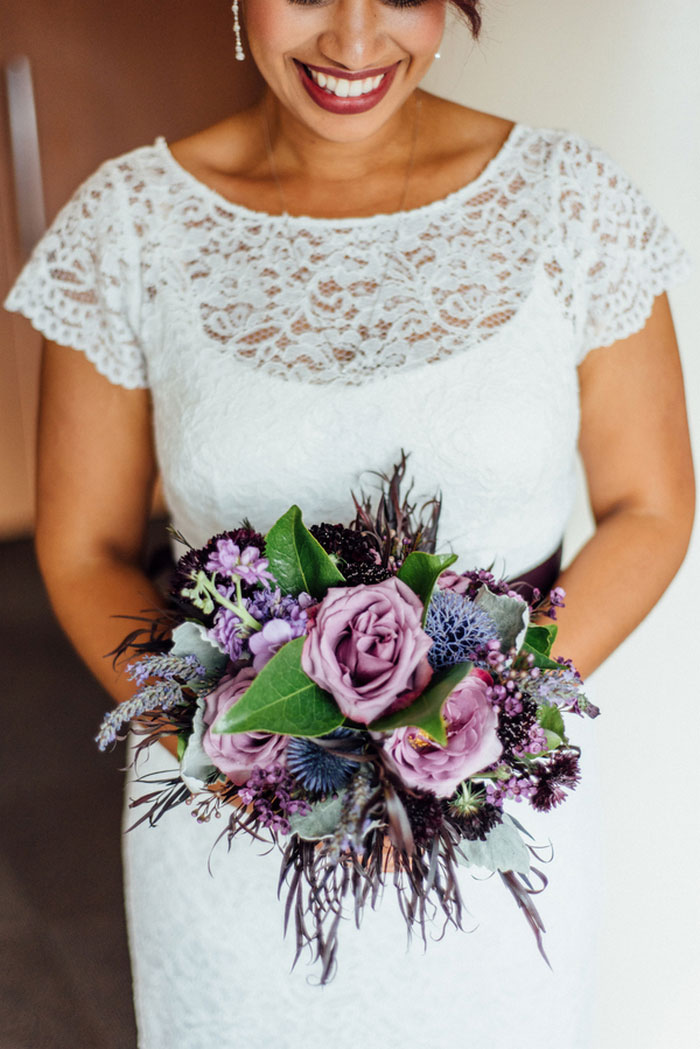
[98,457,599,982]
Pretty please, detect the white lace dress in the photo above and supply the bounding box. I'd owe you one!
[5,124,690,1049]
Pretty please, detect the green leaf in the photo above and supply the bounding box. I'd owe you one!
[543,730,564,750]
[397,551,458,620]
[455,814,531,874]
[370,661,473,746]
[265,505,345,599]
[524,623,558,658]
[212,637,344,738]
[520,642,562,670]
[537,703,567,741]
[289,794,345,840]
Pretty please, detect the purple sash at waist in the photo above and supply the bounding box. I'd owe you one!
[508,544,563,598]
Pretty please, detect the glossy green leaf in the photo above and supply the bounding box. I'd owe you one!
[397,551,458,620]
[212,637,344,737]
[264,505,345,598]
[370,661,473,746]
[524,623,558,658]
[521,642,562,670]
[537,703,567,741]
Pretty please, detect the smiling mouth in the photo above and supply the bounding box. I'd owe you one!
[297,61,396,100]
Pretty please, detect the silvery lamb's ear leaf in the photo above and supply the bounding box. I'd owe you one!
[180,696,218,793]
[170,621,229,684]
[475,589,530,655]
[289,794,345,841]
[455,814,531,874]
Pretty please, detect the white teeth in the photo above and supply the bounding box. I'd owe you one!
[307,66,385,99]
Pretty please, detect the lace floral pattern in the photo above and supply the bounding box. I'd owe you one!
[5,126,690,388]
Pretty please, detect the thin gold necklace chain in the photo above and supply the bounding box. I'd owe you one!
[261,97,422,346]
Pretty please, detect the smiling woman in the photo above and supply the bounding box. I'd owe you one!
[2,0,694,1047]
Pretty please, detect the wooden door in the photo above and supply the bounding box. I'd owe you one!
[1,0,261,538]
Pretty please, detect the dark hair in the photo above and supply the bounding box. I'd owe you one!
[450,0,482,38]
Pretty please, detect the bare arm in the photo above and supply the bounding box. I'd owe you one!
[550,294,695,677]
[36,340,166,709]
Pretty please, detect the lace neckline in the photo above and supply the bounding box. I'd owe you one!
[154,122,525,227]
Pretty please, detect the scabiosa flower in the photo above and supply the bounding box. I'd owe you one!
[425,591,498,670]
[309,522,392,585]
[287,729,364,795]
[397,789,445,849]
[448,784,503,842]
[531,752,581,812]
[207,540,275,588]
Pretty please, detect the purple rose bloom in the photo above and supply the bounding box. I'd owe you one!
[437,570,472,596]
[301,577,433,725]
[381,669,502,798]
[202,666,288,784]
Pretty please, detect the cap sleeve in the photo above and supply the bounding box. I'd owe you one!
[3,157,148,389]
[556,135,692,364]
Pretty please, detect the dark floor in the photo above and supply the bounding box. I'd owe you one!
[0,538,137,1049]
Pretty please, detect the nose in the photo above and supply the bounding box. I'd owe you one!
[317,0,389,71]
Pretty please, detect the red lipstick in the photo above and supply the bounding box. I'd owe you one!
[295,60,399,116]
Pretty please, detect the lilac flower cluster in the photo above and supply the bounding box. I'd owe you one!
[206,539,275,588]
[247,589,314,671]
[208,587,313,664]
[237,764,311,834]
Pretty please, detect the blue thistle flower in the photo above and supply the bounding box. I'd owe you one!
[425,591,497,670]
[287,730,363,795]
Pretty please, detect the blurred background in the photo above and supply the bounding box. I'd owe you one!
[1,1,698,1047]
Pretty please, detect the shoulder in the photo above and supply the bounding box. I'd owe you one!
[415,96,614,201]
[54,138,196,242]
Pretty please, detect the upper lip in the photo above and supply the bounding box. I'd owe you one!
[298,60,399,81]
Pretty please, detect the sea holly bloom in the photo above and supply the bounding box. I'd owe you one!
[381,670,503,799]
[424,590,497,670]
[301,577,433,724]
[202,667,288,784]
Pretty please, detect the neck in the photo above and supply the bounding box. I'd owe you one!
[258,88,421,185]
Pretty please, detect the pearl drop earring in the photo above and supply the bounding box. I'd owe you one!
[434,52,441,60]
[232,0,245,61]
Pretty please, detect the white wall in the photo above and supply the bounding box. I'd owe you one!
[423,3,700,1046]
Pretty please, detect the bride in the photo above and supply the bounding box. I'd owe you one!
[5,1,693,1046]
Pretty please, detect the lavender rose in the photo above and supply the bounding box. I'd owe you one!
[202,666,288,784]
[381,669,502,798]
[301,577,433,725]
